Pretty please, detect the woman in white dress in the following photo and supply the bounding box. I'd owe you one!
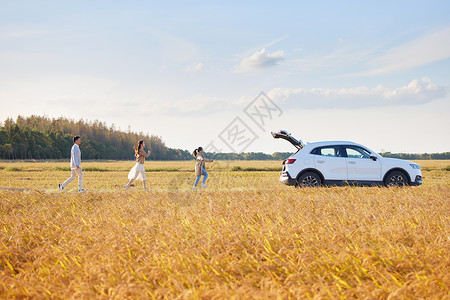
[124,140,151,191]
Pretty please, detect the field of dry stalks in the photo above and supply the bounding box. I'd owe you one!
[0,160,449,299]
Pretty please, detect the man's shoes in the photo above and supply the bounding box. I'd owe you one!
[78,189,86,193]
[192,186,197,191]
[201,184,208,188]
[59,184,64,191]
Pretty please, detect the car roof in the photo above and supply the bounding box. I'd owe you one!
[302,141,363,149]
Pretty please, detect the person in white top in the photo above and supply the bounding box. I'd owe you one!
[59,136,85,192]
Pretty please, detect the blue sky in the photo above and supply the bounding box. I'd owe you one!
[1,1,449,154]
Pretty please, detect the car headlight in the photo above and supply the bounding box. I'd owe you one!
[410,164,421,169]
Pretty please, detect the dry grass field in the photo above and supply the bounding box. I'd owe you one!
[0,160,449,299]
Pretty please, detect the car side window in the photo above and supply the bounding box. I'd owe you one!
[311,146,342,157]
[345,146,371,158]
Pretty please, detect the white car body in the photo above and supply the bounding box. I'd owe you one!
[272,130,422,187]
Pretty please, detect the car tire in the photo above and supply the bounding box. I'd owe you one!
[384,171,409,187]
[297,172,322,188]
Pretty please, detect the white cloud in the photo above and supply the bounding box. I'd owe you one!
[158,65,167,72]
[183,62,205,72]
[234,37,287,58]
[267,78,448,109]
[237,48,284,71]
[352,26,450,76]
[287,26,450,77]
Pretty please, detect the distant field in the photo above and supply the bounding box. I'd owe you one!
[0,160,286,192]
[0,160,449,298]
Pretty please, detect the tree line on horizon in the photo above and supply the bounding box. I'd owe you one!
[0,115,448,161]
[0,115,190,160]
[0,115,292,161]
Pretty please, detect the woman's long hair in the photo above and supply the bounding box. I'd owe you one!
[134,140,144,155]
[192,146,203,158]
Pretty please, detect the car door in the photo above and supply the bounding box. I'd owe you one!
[344,145,381,181]
[312,145,347,181]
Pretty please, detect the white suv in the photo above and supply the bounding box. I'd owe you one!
[272,130,422,187]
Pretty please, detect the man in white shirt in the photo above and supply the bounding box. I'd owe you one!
[59,136,85,192]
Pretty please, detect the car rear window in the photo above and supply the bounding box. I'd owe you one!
[311,146,342,157]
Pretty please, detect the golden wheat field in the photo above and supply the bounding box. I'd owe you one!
[0,160,449,299]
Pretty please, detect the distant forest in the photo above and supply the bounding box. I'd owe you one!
[0,116,291,161]
[0,116,190,160]
[0,116,448,160]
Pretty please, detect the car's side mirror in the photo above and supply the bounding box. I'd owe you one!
[370,155,377,161]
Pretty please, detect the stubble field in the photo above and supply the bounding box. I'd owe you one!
[0,160,449,299]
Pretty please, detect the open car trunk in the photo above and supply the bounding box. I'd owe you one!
[271,130,304,150]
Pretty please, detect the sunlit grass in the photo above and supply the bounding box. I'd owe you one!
[0,160,449,298]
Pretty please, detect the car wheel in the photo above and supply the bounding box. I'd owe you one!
[297,172,322,188]
[384,171,409,187]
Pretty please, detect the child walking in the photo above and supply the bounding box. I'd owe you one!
[125,140,151,191]
[192,147,213,190]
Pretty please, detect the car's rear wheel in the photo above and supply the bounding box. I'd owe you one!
[384,171,409,187]
[297,172,322,188]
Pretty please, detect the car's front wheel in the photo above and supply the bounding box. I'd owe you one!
[297,172,322,188]
[384,171,409,187]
